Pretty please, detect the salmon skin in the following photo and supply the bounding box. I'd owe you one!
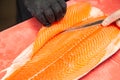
[2,1,120,80]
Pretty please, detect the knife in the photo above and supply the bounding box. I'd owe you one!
[65,19,104,31]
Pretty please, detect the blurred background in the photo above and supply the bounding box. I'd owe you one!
[0,0,16,31]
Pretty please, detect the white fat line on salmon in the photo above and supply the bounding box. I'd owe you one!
[1,43,34,80]
[28,42,80,80]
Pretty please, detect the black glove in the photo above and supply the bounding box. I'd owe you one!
[24,0,67,26]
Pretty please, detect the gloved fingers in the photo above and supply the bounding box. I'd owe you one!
[57,0,67,14]
[24,0,67,27]
[44,8,55,24]
[51,2,64,21]
[102,9,120,27]
[36,11,51,26]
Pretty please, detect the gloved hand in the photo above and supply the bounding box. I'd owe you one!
[102,9,120,27]
[24,0,67,26]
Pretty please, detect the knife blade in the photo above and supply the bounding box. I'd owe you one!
[65,19,104,31]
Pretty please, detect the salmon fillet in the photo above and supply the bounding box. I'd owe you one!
[1,1,120,80]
